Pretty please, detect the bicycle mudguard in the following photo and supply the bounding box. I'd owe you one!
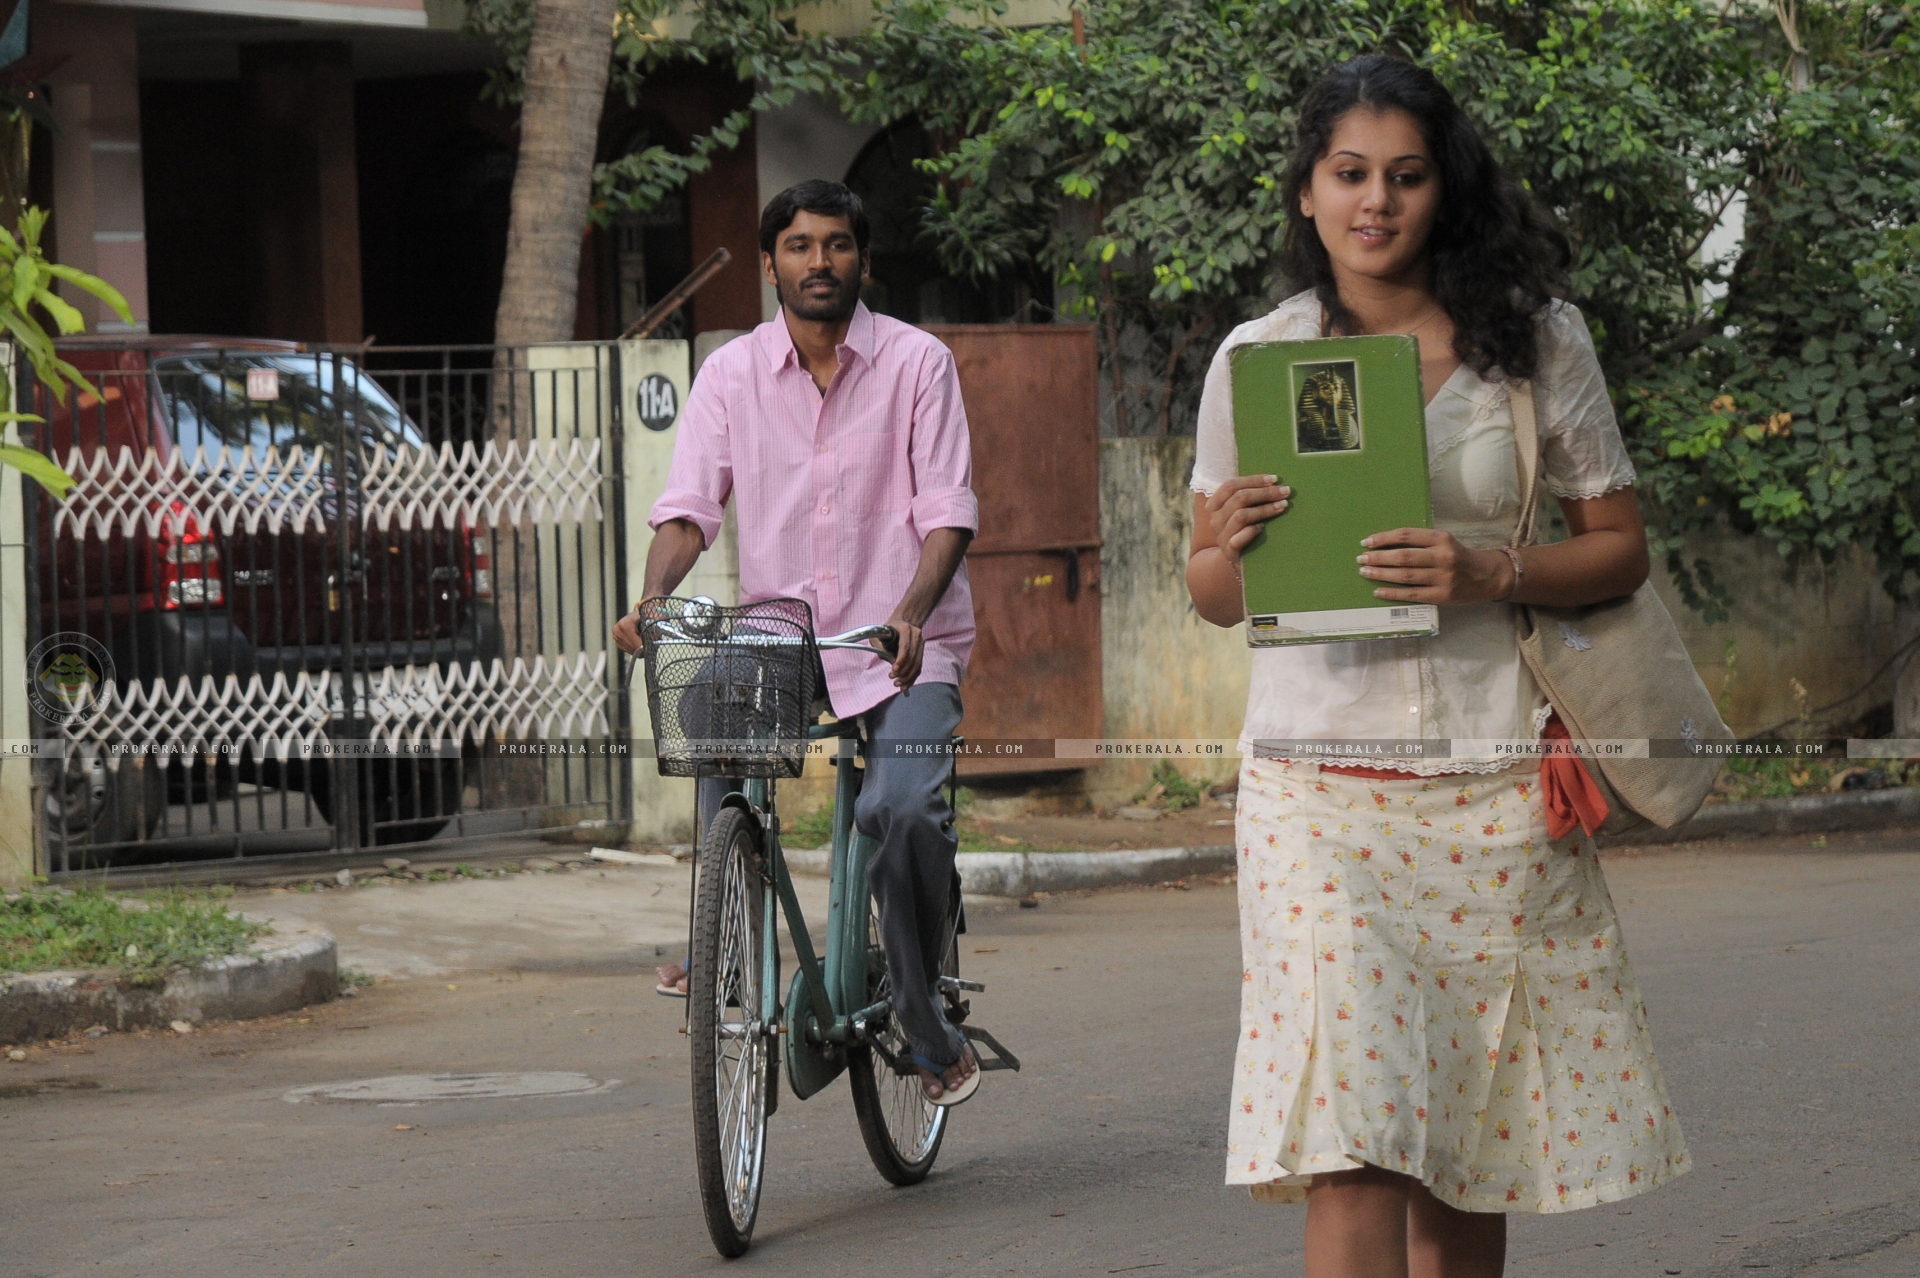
[783,967,846,1100]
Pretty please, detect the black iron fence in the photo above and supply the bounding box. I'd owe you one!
[19,341,636,874]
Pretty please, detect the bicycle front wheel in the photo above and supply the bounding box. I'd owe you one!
[848,893,956,1185]
[689,806,772,1257]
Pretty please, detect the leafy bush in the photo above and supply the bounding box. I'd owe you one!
[844,0,1920,610]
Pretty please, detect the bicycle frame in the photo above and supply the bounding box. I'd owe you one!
[717,716,887,1063]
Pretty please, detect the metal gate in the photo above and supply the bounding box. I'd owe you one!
[20,341,637,874]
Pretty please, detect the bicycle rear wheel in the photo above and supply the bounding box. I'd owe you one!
[848,892,957,1185]
[689,806,772,1257]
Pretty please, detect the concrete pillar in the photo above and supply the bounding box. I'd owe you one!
[41,5,151,332]
[239,42,364,344]
[1,413,33,885]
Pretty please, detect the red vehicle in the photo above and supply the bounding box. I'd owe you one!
[32,339,501,864]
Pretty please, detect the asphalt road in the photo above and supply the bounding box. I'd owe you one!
[4,831,1919,1277]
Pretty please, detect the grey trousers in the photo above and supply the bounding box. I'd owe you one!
[697,681,966,1065]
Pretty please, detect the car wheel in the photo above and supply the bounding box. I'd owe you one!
[39,754,167,870]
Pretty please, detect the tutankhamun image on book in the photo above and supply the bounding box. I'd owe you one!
[1294,360,1362,453]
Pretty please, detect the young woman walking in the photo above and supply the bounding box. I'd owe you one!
[1187,56,1689,1277]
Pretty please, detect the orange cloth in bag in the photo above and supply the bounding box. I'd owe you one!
[1320,714,1608,839]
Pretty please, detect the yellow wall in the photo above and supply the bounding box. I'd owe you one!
[1089,436,1250,807]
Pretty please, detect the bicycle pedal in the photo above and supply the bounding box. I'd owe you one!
[961,1024,1021,1073]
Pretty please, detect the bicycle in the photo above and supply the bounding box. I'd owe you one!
[637,595,1021,1258]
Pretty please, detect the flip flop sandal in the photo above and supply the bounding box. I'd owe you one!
[911,1050,981,1108]
[655,959,690,999]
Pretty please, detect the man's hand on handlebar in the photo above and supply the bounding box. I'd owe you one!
[881,615,923,691]
[612,597,672,656]
[613,608,643,656]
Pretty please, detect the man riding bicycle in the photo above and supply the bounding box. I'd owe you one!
[612,180,980,1105]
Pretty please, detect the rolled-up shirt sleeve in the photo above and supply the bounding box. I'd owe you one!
[648,366,732,547]
[906,344,980,537]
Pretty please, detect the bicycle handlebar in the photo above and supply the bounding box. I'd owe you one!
[648,619,899,658]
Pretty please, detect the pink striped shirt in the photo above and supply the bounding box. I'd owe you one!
[650,303,978,719]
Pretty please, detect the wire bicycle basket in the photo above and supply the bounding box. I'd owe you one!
[640,596,818,778]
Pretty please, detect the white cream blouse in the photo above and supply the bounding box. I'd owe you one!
[1189,291,1638,773]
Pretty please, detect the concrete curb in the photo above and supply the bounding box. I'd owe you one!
[1600,786,1920,847]
[786,846,1234,897]
[0,923,338,1046]
[782,788,1920,897]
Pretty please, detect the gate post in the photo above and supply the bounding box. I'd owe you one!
[1,413,36,885]
[616,337,721,843]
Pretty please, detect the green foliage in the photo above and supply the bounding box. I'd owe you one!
[1141,760,1206,811]
[0,886,268,988]
[842,0,1920,608]
[846,0,1438,432]
[0,206,132,496]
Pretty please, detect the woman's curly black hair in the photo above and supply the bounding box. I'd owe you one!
[1279,56,1571,380]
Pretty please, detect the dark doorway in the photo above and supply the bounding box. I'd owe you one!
[357,74,516,347]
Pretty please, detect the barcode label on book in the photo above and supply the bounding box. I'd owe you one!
[1246,603,1439,646]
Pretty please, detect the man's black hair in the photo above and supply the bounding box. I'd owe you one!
[758,180,870,256]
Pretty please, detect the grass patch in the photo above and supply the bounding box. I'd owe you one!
[1,887,268,987]
[339,966,376,989]
[1137,761,1207,812]
[782,807,836,849]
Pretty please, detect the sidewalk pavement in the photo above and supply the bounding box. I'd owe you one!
[234,859,831,980]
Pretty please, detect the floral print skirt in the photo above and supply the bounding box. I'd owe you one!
[1227,758,1690,1213]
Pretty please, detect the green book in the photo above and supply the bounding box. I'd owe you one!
[1229,334,1437,646]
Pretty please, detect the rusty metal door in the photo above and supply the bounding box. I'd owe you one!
[924,325,1102,776]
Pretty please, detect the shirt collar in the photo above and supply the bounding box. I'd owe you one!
[761,301,875,374]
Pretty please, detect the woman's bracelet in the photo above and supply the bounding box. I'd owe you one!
[1493,546,1524,602]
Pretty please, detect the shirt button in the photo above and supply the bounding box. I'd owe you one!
[820,506,830,515]
[818,445,827,453]
[1407,705,1418,714]
[822,571,833,579]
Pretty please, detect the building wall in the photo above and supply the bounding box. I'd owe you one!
[38,2,149,331]
[1648,533,1899,737]
[1092,436,1249,807]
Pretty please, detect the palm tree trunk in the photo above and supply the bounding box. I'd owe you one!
[487,0,617,814]
[494,0,617,347]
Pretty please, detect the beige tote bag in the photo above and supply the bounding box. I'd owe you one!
[1507,383,1733,832]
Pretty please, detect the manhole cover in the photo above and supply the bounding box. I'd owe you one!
[283,1072,619,1105]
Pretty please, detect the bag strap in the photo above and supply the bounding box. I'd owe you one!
[1508,378,1543,549]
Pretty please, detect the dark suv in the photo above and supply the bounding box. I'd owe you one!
[33,340,501,863]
